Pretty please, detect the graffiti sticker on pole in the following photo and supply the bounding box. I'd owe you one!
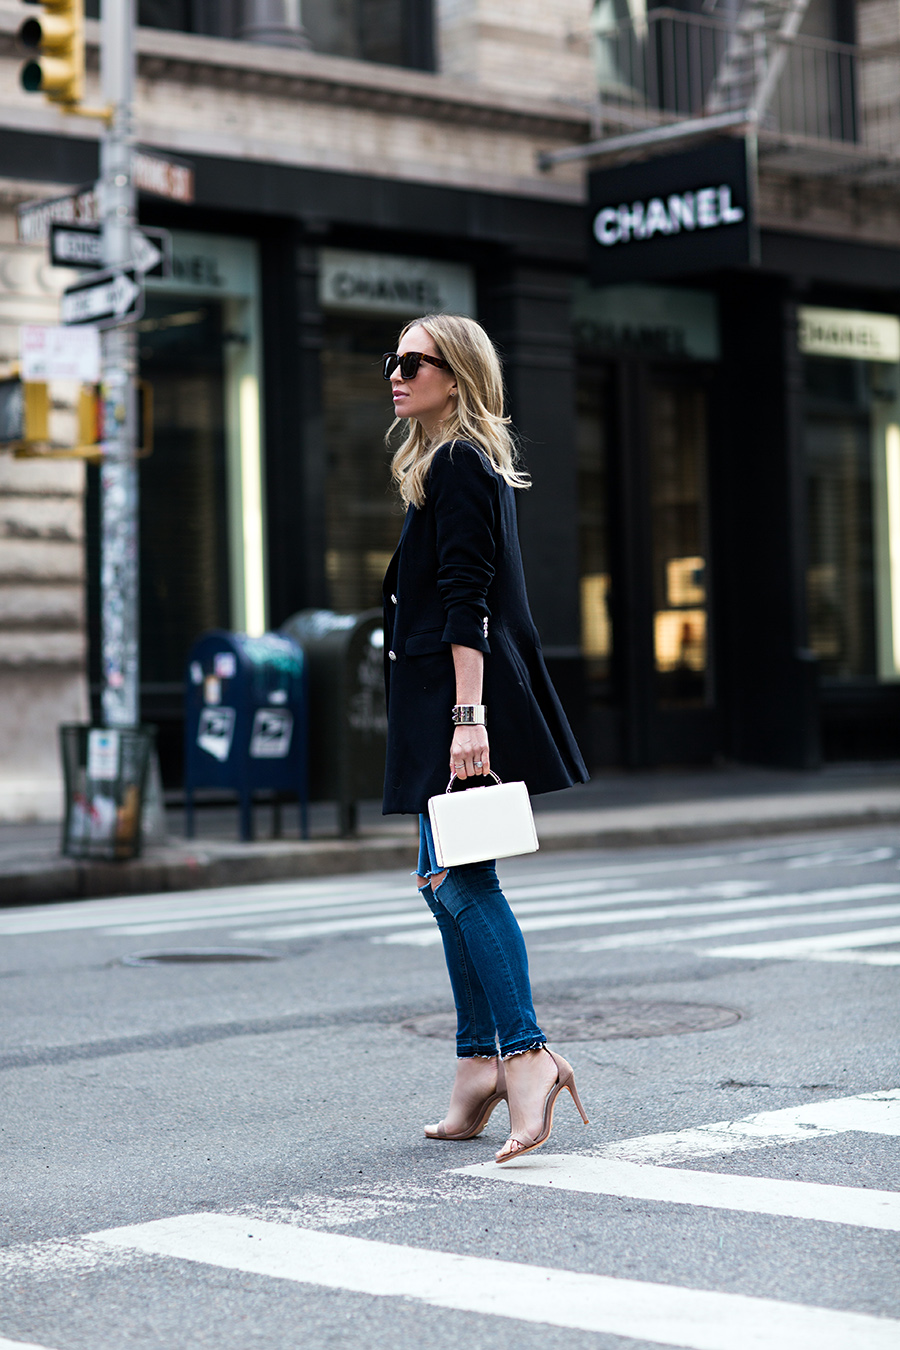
[249,709,293,758]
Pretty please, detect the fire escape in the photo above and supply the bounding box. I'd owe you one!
[541,0,900,183]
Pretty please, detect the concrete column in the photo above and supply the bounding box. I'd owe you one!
[238,0,310,48]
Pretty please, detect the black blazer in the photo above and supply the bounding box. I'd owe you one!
[382,440,588,815]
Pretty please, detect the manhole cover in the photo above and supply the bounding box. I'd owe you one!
[401,999,740,1042]
[121,948,282,967]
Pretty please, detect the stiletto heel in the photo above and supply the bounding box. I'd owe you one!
[566,1077,590,1125]
[424,1059,508,1141]
[495,1047,588,1164]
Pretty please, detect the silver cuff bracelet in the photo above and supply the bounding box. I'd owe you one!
[452,704,486,726]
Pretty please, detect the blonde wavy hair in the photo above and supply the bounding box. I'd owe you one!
[387,313,530,508]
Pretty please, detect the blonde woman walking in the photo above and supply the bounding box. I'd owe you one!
[381,314,589,1162]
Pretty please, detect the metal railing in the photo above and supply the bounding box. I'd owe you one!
[590,6,899,159]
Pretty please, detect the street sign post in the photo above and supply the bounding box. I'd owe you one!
[132,148,194,202]
[50,221,172,277]
[60,268,143,328]
[130,227,170,277]
[16,184,99,245]
[49,221,102,268]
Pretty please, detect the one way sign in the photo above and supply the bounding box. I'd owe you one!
[49,222,172,277]
[60,267,144,328]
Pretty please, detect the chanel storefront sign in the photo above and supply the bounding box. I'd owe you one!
[589,139,756,284]
[319,248,475,317]
[798,306,900,363]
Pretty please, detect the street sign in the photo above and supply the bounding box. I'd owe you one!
[130,227,171,277]
[60,268,144,328]
[132,148,194,202]
[16,184,99,245]
[20,324,101,381]
[49,222,172,277]
[49,221,102,269]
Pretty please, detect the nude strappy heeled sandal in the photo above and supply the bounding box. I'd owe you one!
[424,1059,508,1141]
[495,1047,588,1164]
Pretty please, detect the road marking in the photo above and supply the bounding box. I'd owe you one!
[112,880,767,939]
[86,1213,900,1350]
[708,925,900,963]
[593,1090,900,1165]
[109,885,900,945]
[524,901,900,955]
[383,886,900,948]
[0,881,422,936]
[454,1156,900,1231]
[2,857,737,937]
[0,1340,60,1350]
[241,884,779,943]
[0,869,685,937]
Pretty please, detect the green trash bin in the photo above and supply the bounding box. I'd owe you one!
[280,609,386,836]
[60,724,155,861]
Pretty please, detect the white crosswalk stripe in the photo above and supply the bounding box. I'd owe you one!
[4,1092,898,1348]
[2,863,899,966]
[84,1212,900,1350]
[455,1157,900,1231]
[0,1340,60,1350]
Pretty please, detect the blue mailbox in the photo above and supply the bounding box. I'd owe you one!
[184,630,308,841]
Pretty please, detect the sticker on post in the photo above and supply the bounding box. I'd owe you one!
[249,709,293,758]
[197,707,235,762]
[214,652,236,679]
[87,728,120,780]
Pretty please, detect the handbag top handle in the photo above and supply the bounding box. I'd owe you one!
[446,770,502,793]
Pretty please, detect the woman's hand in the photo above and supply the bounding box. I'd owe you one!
[450,725,490,780]
[449,642,489,779]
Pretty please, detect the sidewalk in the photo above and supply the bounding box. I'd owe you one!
[2,761,900,905]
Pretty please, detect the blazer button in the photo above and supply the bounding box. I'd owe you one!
[388,650,397,661]
[391,594,397,605]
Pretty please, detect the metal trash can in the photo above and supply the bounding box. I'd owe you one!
[184,630,308,841]
[60,724,155,861]
[280,609,387,836]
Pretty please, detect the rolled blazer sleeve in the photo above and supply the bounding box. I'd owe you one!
[429,442,497,653]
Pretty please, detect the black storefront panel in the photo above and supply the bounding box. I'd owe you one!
[588,138,756,284]
[574,282,721,766]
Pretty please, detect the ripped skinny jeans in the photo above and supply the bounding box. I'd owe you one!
[417,814,546,1061]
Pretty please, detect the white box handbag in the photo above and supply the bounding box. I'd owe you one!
[427,772,539,868]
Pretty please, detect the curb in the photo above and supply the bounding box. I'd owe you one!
[3,800,900,907]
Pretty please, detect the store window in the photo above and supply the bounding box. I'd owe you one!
[304,0,436,67]
[576,365,613,695]
[88,230,264,736]
[649,378,710,707]
[574,282,717,709]
[801,305,900,683]
[85,0,436,69]
[318,248,476,613]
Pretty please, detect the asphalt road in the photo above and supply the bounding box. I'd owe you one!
[0,827,898,1350]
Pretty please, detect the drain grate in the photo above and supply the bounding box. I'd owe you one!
[121,948,282,967]
[402,999,740,1043]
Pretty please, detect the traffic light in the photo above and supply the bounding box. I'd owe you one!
[18,0,84,109]
[0,378,49,449]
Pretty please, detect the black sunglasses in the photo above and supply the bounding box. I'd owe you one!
[382,351,452,380]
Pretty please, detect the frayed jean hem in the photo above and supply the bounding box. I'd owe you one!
[501,1038,547,1060]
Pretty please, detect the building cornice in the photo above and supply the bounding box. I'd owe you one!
[0,5,592,141]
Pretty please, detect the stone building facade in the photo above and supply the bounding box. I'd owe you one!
[1,0,900,819]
